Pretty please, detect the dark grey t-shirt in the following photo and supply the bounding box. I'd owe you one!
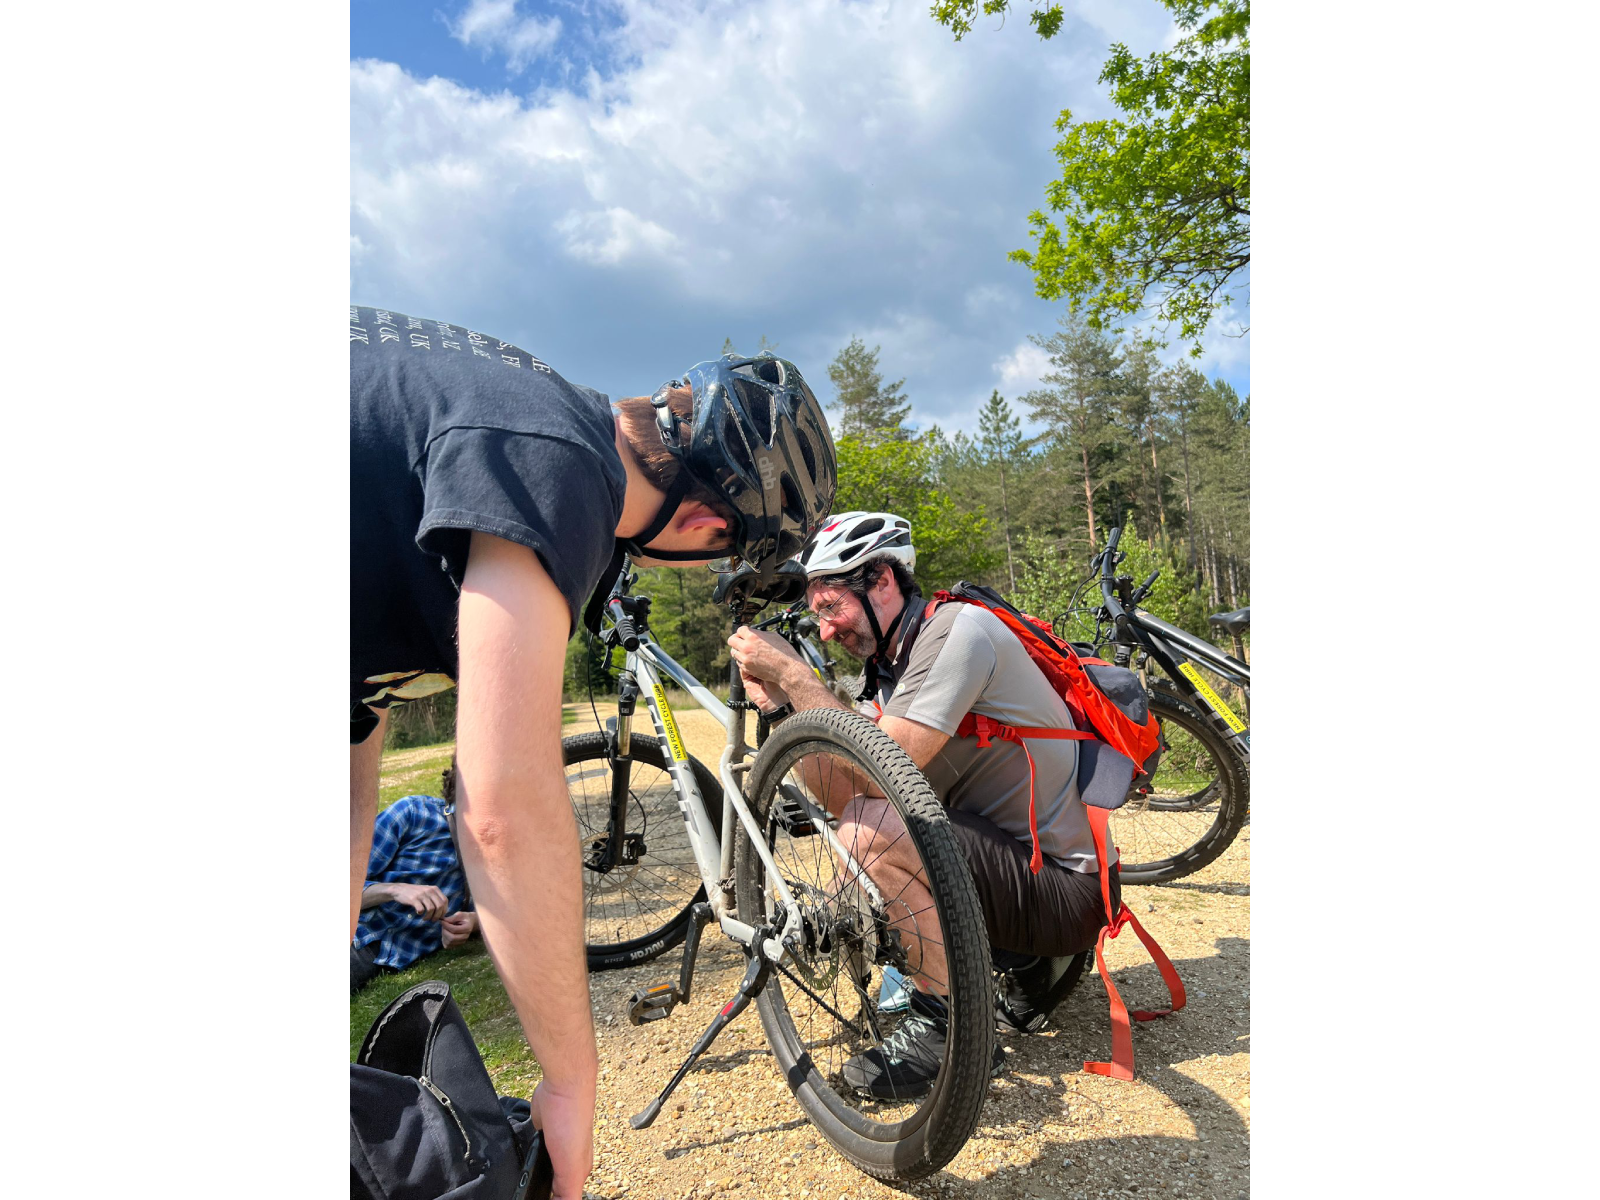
[350,305,626,712]
[865,602,1109,873]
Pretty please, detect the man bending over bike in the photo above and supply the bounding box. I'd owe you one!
[727,511,1118,1098]
[350,306,836,1199]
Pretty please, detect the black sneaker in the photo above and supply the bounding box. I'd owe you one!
[994,952,1091,1034]
[842,991,1005,1099]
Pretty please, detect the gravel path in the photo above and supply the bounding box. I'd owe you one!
[567,703,1251,1200]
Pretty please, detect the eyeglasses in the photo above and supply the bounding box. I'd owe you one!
[812,593,854,624]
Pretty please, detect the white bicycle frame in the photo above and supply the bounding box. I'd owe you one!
[619,630,885,964]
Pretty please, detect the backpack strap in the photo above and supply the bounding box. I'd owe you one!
[1081,806,1186,1081]
[953,713,1094,873]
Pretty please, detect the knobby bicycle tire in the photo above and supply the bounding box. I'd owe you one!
[733,709,994,1182]
[755,681,858,748]
[562,732,723,971]
[1111,688,1249,884]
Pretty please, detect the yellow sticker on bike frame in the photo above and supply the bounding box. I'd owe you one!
[652,682,688,761]
[1176,662,1248,734]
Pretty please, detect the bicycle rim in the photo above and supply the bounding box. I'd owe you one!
[563,732,715,967]
[734,709,993,1181]
[1111,690,1249,884]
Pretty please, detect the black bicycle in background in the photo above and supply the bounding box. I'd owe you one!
[1062,524,1251,884]
[751,602,856,746]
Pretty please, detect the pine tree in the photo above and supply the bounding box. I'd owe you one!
[827,336,912,442]
[1020,314,1124,548]
[722,335,780,358]
[978,390,1025,591]
[1108,337,1170,548]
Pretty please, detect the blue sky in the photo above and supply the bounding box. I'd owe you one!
[351,0,1249,438]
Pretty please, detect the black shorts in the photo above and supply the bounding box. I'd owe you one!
[946,808,1120,958]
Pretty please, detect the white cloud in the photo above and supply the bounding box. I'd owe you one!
[964,284,1013,317]
[995,340,1053,393]
[1068,0,1179,51]
[352,1,1248,419]
[446,0,562,74]
[556,206,680,266]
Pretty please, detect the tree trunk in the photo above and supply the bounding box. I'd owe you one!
[999,461,1016,592]
[1135,431,1151,541]
[1148,418,1169,549]
[1203,518,1221,607]
[1178,417,1197,572]
[1222,513,1240,605]
[1079,440,1097,548]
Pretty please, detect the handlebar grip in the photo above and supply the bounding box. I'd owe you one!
[1106,525,1123,554]
[606,599,640,651]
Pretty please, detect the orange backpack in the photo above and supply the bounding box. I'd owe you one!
[919,582,1186,1080]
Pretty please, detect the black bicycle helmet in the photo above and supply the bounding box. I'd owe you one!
[624,353,837,578]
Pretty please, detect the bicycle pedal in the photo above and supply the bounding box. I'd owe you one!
[627,983,682,1025]
[773,796,818,837]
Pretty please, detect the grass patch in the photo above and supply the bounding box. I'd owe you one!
[361,739,538,1093]
[377,741,456,811]
[348,942,541,1096]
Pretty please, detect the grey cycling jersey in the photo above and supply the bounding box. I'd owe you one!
[861,601,1110,873]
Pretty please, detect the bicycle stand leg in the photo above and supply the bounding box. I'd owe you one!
[630,949,774,1130]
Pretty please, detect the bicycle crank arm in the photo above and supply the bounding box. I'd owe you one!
[624,901,715,1024]
[676,901,715,1004]
[629,948,775,1130]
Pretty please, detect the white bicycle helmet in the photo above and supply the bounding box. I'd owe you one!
[796,511,916,578]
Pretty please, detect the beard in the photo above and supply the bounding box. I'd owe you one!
[834,619,877,659]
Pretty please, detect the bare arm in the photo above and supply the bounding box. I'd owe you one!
[361,881,450,918]
[877,715,950,769]
[455,531,595,1200]
[729,632,952,812]
[350,706,389,938]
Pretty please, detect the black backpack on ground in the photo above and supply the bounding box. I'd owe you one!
[351,981,552,1200]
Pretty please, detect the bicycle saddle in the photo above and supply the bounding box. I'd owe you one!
[713,559,809,613]
[1208,606,1250,635]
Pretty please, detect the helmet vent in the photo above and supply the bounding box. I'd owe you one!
[794,428,817,483]
[729,377,775,444]
[721,411,757,474]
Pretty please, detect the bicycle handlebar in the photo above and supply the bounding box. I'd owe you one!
[1130,568,1160,605]
[606,597,640,651]
[1100,527,1128,630]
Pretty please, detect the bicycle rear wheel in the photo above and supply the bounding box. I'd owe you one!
[563,732,722,971]
[1111,688,1249,884]
[733,709,994,1182]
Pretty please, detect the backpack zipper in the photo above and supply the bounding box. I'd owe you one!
[418,1074,473,1162]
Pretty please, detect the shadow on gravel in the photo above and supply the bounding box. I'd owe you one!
[1156,880,1251,896]
[592,926,1248,1199]
[664,1116,811,1157]
[876,938,1251,1199]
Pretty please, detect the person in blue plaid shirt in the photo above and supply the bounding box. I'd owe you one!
[352,792,480,993]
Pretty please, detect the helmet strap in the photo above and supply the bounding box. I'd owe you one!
[620,467,701,559]
[858,573,906,662]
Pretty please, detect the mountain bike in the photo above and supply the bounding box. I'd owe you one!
[1055,524,1251,884]
[563,559,995,1181]
[750,602,857,746]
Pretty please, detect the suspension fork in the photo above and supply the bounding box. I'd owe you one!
[593,669,640,873]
